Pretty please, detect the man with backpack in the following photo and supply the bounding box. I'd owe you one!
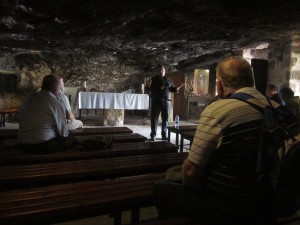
[155,57,282,225]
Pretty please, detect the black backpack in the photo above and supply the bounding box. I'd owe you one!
[231,92,300,216]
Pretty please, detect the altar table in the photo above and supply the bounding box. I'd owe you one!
[79,92,149,110]
[78,92,149,124]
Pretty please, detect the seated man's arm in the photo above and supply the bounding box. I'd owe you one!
[182,105,221,188]
[183,158,206,187]
[55,101,69,137]
[60,92,76,121]
[66,110,75,121]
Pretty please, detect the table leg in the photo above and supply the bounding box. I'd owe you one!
[131,208,140,224]
[180,135,184,153]
[0,113,4,127]
[168,130,171,142]
[113,211,122,225]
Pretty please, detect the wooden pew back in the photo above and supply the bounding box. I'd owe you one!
[0,173,166,225]
[0,152,187,190]
[0,141,177,165]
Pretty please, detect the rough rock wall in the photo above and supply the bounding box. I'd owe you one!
[0,37,297,120]
[0,52,148,109]
[290,33,300,96]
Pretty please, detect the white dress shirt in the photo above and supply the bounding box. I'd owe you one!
[18,90,69,144]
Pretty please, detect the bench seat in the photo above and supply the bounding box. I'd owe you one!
[0,173,165,225]
[110,133,147,143]
[138,217,199,225]
[180,131,195,152]
[1,132,146,151]
[0,152,187,190]
[69,126,133,135]
[0,126,133,137]
[0,126,133,139]
[138,213,300,225]
[0,141,177,165]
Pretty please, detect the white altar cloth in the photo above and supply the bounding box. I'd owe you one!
[79,92,149,110]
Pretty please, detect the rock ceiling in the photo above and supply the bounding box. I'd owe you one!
[1,0,300,72]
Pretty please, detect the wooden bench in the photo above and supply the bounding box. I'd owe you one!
[167,125,197,146]
[0,173,166,225]
[0,141,178,165]
[1,172,297,225]
[111,133,147,143]
[0,152,188,190]
[0,127,134,150]
[277,211,300,224]
[1,132,146,150]
[139,212,300,225]
[0,126,133,138]
[75,133,146,144]
[179,131,195,152]
[138,217,200,225]
[69,126,133,135]
[0,108,17,127]
[0,129,17,148]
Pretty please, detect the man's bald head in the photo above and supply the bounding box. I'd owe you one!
[216,57,255,90]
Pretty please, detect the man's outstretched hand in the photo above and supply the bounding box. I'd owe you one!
[176,83,185,92]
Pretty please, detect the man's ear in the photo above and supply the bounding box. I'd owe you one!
[216,79,225,99]
[53,88,61,97]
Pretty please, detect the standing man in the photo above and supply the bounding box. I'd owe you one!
[146,64,184,141]
[18,74,77,154]
[154,57,279,225]
[59,77,83,130]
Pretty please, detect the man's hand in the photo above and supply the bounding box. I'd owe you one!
[182,158,205,187]
[176,83,185,92]
[146,78,152,88]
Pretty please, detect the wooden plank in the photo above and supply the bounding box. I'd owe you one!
[0,127,133,140]
[0,173,166,225]
[0,141,178,165]
[69,127,133,135]
[0,127,134,150]
[1,132,145,151]
[0,152,188,190]
[77,133,147,144]
[112,133,146,143]
[139,217,199,225]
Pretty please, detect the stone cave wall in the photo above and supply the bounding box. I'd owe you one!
[0,52,148,110]
[0,50,211,120]
[290,33,300,96]
[243,38,293,94]
[1,36,299,121]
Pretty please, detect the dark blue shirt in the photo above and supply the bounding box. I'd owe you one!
[147,75,177,101]
[269,93,282,105]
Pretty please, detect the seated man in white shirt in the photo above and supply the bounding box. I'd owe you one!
[59,77,83,130]
[18,74,77,154]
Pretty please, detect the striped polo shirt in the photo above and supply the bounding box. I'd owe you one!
[188,87,278,166]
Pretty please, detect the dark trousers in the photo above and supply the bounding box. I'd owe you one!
[21,135,77,154]
[154,181,277,225]
[150,100,170,138]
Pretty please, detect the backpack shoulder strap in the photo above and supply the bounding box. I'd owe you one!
[229,92,266,114]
